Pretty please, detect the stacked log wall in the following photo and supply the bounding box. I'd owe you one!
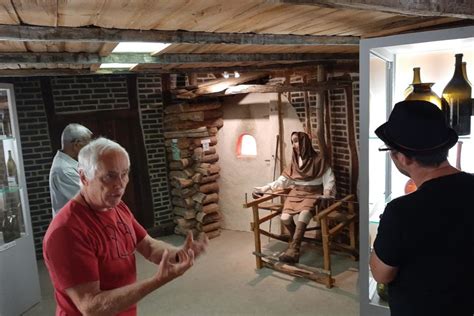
[164,99,223,240]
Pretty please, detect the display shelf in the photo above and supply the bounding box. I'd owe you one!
[0,238,16,251]
[0,83,40,315]
[0,185,21,193]
[0,232,26,251]
[360,25,474,316]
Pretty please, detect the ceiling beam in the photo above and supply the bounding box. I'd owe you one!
[0,53,359,64]
[0,62,359,77]
[137,60,358,74]
[224,81,352,94]
[0,69,89,77]
[0,25,359,46]
[276,0,474,20]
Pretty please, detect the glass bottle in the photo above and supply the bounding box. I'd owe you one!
[404,67,442,109]
[462,62,473,121]
[462,62,472,87]
[6,150,17,186]
[403,67,422,98]
[2,209,20,243]
[2,111,11,137]
[442,54,472,136]
[377,282,389,301]
[0,112,4,136]
[404,178,417,194]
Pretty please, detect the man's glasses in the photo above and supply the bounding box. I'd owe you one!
[378,145,396,152]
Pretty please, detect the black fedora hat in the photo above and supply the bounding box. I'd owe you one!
[375,100,458,156]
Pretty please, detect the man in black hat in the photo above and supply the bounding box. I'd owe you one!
[370,100,474,316]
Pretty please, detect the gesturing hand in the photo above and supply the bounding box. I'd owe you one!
[155,248,194,286]
[180,231,208,260]
[167,232,208,266]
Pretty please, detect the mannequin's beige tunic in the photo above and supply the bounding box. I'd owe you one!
[267,167,336,215]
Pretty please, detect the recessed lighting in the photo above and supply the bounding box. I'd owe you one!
[112,42,171,53]
[99,63,137,69]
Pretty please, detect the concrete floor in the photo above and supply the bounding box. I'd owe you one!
[24,229,359,316]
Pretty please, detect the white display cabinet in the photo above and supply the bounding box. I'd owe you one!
[0,83,40,315]
[359,26,474,315]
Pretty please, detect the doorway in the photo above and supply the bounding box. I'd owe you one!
[42,77,154,229]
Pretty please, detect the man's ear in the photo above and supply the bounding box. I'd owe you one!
[398,152,414,167]
[73,141,83,155]
[79,169,88,186]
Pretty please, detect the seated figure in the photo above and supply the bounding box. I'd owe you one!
[254,131,335,263]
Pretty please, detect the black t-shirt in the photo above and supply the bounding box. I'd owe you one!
[374,172,474,316]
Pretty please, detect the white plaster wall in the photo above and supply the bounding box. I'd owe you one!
[217,93,303,232]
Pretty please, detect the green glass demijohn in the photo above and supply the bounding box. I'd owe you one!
[405,67,442,109]
[442,54,472,136]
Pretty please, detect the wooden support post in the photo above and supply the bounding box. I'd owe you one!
[348,200,356,250]
[320,216,332,288]
[316,65,328,155]
[324,83,333,164]
[303,75,312,136]
[278,93,284,174]
[252,205,263,269]
[277,92,286,231]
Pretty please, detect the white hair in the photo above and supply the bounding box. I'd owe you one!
[78,137,130,180]
[61,123,92,148]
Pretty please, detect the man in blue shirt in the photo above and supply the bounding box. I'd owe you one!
[49,123,92,217]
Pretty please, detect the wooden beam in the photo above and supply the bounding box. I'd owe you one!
[0,62,359,77]
[0,68,95,77]
[0,52,359,65]
[224,81,352,94]
[146,60,358,74]
[363,17,463,38]
[0,24,359,45]
[315,65,328,157]
[277,0,474,20]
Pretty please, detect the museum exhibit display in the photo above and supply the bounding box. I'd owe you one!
[0,84,41,316]
[360,26,473,316]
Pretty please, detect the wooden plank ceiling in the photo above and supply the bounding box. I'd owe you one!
[0,0,471,74]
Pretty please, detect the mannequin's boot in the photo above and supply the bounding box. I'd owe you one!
[282,221,296,242]
[279,221,307,264]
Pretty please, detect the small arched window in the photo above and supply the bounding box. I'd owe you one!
[236,133,257,157]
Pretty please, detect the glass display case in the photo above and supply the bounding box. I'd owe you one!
[0,83,40,315]
[0,89,26,247]
[360,26,474,315]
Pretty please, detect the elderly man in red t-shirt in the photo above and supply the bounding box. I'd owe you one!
[43,137,208,316]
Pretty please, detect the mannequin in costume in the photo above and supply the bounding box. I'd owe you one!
[254,131,335,263]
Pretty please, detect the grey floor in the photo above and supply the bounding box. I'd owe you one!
[25,229,360,316]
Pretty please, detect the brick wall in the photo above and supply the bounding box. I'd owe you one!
[51,75,129,113]
[0,74,171,258]
[328,74,359,198]
[285,72,360,199]
[137,74,172,226]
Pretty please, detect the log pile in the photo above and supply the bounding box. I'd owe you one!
[173,72,269,99]
[164,100,223,240]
